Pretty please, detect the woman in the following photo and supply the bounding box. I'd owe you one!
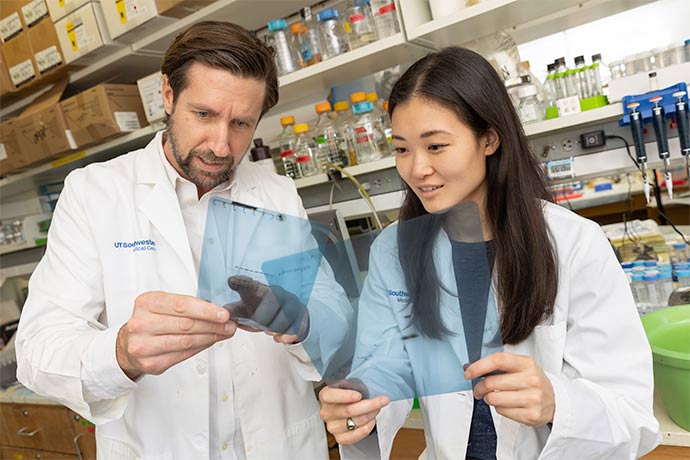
[318,47,660,459]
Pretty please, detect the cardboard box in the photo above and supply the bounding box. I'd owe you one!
[155,0,207,19]
[1,31,38,88]
[20,0,50,28]
[0,1,24,43]
[28,17,64,75]
[0,52,14,95]
[0,117,39,175]
[45,0,90,22]
[136,71,165,124]
[60,83,149,147]
[54,2,113,65]
[16,79,75,161]
[99,0,175,42]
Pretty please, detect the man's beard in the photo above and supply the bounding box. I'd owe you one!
[166,116,235,190]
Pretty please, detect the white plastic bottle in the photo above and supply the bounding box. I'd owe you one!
[369,0,400,39]
[643,272,660,310]
[631,273,647,313]
[657,271,674,306]
[267,19,298,76]
[517,84,544,124]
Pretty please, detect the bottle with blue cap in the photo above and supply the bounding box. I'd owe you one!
[267,19,299,76]
[352,101,388,164]
[317,8,350,59]
[643,272,660,311]
[670,242,688,266]
[630,273,647,313]
[657,271,674,307]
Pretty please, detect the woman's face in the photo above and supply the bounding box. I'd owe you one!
[392,96,498,215]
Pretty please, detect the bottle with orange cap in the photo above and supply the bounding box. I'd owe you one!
[290,22,322,67]
[333,101,357,166]
[293,123,319,177]
[366,92,393,150]
[279,116,300,179]
[314,101,348,170]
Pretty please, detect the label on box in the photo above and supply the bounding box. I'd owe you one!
[556,96,581,116]
[114,112,141,131]
[0,12,22,41]
[35,46,63,74]
[0,144,7,161]
[139,75,165,121]
[9,59,35,87]
[116,0,146,24]
[22,0,50,27]
[66,17,90,51]
[65,129,77,150]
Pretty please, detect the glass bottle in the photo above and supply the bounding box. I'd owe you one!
[517,84,544,124]
[279,115,299,179]
[334,101,357,166]
[290,22,322,67]
[366,92,392,151]
[314,101,348,170]
[345,0,377,49]
[267,19,298,76]
[574,55,589,99]
[299,7,325,65]
[293,123,319,177]
[352,101,388,164]
[553,57,569,100]
[369,0,400,39]
[543,63,558,118]
[317,8,350,60]
[591,53,612,96]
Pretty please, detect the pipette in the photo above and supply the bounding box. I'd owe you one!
[627,102,650,204]
[649,95,673,199]
[673,91,690,181]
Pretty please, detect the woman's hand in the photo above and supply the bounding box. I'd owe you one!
[319,386,390,445]
[465,352,555,427]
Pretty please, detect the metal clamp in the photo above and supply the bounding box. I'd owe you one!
[16,426,41,437]
[73,432,85,460]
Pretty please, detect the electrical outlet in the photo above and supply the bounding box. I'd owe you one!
[372,178,382,189]
[561,138,575,152]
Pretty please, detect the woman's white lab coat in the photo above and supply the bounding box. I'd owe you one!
[342,202,660,460]
[16,132,350,460]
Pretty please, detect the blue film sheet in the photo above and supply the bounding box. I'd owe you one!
[198,198,502,402]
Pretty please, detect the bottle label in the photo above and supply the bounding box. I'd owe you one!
[349,13,365,23]
[355,126,373,144]
[519,104,538,122]
[377,3,396,15]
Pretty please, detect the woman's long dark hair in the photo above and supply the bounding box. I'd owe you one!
[390,47,558,345]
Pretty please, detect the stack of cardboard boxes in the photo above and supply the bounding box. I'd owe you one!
[0,81,149,175]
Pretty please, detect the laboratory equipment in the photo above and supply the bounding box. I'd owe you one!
[291,22,322,67]
[279,116,299,179]
[345,0,377,49]
[352,101,388,163]
[267,19,298,76]
[334,101,357,166]
[314,101,349,170]
[369,0,400,39]
[317,9,350,60]
[574,55,589,99]
[517,84,544,124]
[250,138,277,174]
[627,102,650,204]
[294,123,319,177]
[649,95,673,199]
[299,7,325,65]
[670,242,689,265]
[673,91,690,180]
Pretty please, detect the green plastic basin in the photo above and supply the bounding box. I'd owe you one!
[641,304,690,431]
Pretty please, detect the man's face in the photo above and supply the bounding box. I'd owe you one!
[161,62,266,195]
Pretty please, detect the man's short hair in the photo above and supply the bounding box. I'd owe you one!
[161,21,279,116]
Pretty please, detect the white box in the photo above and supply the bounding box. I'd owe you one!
[137,71,166,124]
[99,0,176,43]
[21,0,50,27]
[608,62,690,102]
[45,0,91,22]
[54,2,117,65]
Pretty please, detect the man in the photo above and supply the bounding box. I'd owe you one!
[16,21,351,459]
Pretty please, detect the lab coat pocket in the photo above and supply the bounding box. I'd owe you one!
[99,436,172,460]
[530,322,567,374]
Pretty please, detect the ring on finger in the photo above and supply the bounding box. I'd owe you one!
[346,417,356,431]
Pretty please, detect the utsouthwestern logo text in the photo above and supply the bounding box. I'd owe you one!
[114,239,157,252]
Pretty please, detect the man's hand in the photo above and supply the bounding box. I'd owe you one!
[116,291,236,380]
[225,275,310,344]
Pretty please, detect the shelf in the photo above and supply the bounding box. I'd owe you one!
[275,33,429,110]
[401,0,656,48]
[294,156,397,189]
[0,241,43,256]
[524,104,623,137]
[0,123,163,197]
